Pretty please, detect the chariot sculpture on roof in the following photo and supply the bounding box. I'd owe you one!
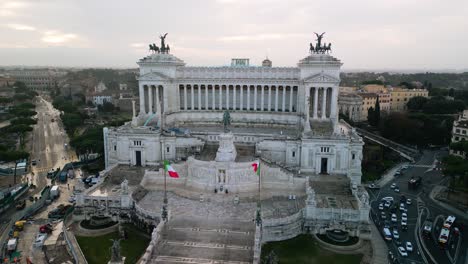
[309,32,332,54]
[149,33,171,54]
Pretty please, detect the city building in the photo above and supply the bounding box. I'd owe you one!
[76,36,371,262]
[92,91,113,106]
[450,109,468,157]
[0,76,15,87]
[8,69,67,91]
[389,87,429,112]
[358,92,378,121]
[338,92,363,122]
[94,81,108,93]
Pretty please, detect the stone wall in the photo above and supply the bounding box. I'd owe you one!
[262,210,304,242]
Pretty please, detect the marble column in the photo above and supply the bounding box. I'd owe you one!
[261,86,265,111]
[289,87,294,112]
[197,85,201,110]
[212,86,216,110]
[282,86,286,112]
[247,86,251,110]
[148,86,153,114]
[155,86,160,114]
[205,86,209,110]
[321,88,327,119]
[254,86,258,111]
[268,86,272,111]
[190,85,194,110]
[233,86,237,110]
[226,86,230,110]
[275,86,279,111]
[184,85,187,110]
[304,87,311,131]
[139,84,145,114]
[330,87,337,118]
[219,85,223,110]
[240,86,243,110]
[313,88,318,119]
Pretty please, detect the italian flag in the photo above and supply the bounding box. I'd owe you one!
[251,160,260,176]
[164,160,179,178]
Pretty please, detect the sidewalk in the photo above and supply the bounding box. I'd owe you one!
[375,162,406,187]
[370,223,388,264]
[429,185,468,221]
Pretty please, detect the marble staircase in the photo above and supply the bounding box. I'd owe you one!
[151,217,255,263]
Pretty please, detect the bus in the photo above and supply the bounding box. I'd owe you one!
[443,216,456,229]
[438,228,450,247]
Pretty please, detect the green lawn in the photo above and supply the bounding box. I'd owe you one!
[261,235,363,264]
[76,224,150,264]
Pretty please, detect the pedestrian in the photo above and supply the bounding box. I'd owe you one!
[67,183,69,190]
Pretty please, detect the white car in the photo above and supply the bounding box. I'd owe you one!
[406,199,412,205]
[391,214,397,222]
[393,230,400,239]
[400,203,405,211]
[391,183,396,189]
[406,242,413,252]
[398,246,408,257]
[384,201,392,208]
[379,203,384,210]
[402,213,408,221]
[401,219,407,227]
[381,212,387,219]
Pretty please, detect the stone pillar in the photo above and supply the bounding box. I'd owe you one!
[304,88,311,132]
[226,86,230,110]
[240,86,243,110]
[233,86,237,110]
[148,86,153,114]
[330,87,337,118]
[155,86,160,114]
[321,88,327,119]
[261,86,265,111]
[268,86,271,111]
[184,85,187,110]
[289,87,294,112]
[139,84,145,114]
[219,85,223,110]
[275,86,279,111]
[191,85,194,110]
[254,86,258,111]
[197,85,201,110]
[282,86,286,112]
[212,85,216,110]
[247,86,251,110]
[313,87,318,119]
[205,85,209,110]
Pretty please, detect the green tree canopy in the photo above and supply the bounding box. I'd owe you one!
[407,96,428,111]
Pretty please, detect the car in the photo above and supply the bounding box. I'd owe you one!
[406,199,412,205]
[401,220,408,230]
[394,171,401,177]
[400,203,405,211]
[384,201,392,208]
[382,197,394,202]
[384,220,391,228]
[406,242,413,252]
[388,251,395,261]
[394,187,400,193]
[391,183,396,189]
[391,214,397,222]
[398,246,408,257]
[393,229,400,239]
[402,164,409,170]
[381,212,387,219]
[379,203,384,210]
[368,183,380,189]
[402,213,408,221]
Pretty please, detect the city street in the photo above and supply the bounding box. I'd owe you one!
[367,150,468,264]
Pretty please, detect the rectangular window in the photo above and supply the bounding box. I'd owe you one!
[114,145,117,151]
[352,153,356,160]
[292,151,296,157]
[167,147,170,153]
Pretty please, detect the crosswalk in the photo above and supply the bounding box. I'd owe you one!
[153,256,251,264]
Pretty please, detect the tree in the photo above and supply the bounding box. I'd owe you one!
[367,107,375,126]
[98,102,116,112]
[448,88,455,97]
[0,150,29,184]
[442,155,468,190]
[374,97,381,126]
[407,96,428,111]
[6,124,33,147]
[10,117,37,126]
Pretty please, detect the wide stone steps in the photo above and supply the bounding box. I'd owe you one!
[153,217,255,263]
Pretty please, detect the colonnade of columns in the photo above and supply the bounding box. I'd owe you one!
[308,87,338,120]
[139,85,163,115]
[178,84,298,112]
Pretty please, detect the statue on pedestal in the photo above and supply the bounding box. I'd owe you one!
[109,239,122,263]
[223,110,231,133]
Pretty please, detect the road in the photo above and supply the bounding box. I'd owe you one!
[367,150,468,264]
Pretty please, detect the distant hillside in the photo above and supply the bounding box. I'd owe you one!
[340,72,468,90]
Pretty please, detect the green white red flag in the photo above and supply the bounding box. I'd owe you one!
[251,160,260,176]
[164,160,179,178]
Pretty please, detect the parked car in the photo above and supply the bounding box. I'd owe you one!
[368,183,380,189]
[406,199,412,205]
[391,183,396,189]
[381,212,387,219]
[394,187,400,193]
[398,246,408,257]
[402,213,408,222]
[379,203,384,210]
[391,214,397,222]
[400,203,405,211]
[384,201,392,208]
[393,229,400,239]
[394,171,401,177]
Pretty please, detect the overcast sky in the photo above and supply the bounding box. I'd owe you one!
[1,0,467,70]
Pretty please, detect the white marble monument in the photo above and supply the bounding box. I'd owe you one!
[215,133,237,162]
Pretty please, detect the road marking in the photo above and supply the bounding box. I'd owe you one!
[171,227,252,235]
[154,255,251,264]
[162,240,252,250]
